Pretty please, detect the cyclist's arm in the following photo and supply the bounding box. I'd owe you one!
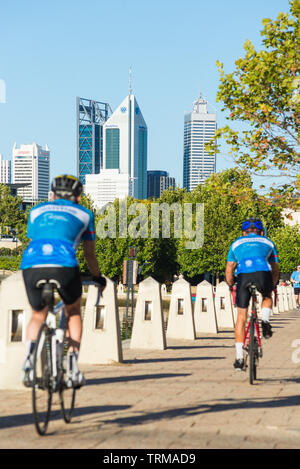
[82,240,101,277]
[225,261,237,288]
[270,262,279,287]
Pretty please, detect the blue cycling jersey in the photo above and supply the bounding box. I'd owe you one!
[227,233,279,275]
[20,199,96,269]
[291,271,300,286]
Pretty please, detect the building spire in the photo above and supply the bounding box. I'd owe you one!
[129,66,132,96]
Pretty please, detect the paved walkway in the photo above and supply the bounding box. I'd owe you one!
[1,309,300,449]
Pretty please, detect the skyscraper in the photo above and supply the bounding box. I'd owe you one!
[12,143,50,203]
[147,170,176,199]
[183,92,216,191]
[85,91,148,207]
[77,97,112,185]
[103,93,147,199]
[0,154,11,184]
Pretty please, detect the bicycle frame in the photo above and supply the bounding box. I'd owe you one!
[243,291,262,351]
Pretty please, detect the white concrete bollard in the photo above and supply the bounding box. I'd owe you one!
[282,286,290,311]
[286,286,292,310]
[286,285,296,310]
[287,285,297,309]
[79,277,123,365]
[0,271,32,390]
[166,278,196,340]
[130,277,166,350]
[214,281,235,329]
[276,286,286,313]
[194,280,218,334]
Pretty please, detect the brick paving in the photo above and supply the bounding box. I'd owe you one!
[1,309,300,449]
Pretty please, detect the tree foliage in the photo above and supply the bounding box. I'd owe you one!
[208,0,300,204]
[269,224,300,274]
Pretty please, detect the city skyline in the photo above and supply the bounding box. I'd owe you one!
[0,0,291,191]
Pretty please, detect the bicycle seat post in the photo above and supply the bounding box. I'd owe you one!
[42,283,55,311]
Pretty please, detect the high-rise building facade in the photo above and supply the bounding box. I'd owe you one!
[183,93,216,191]
[77,97,112,185]
[12,143,50,203]
[85,170,133,210]
[85,92,148,207]
[0,154,11,183]
[103,93,147,199]
[147,170,175,199]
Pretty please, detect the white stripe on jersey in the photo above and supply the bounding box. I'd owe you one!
[30,204,90,227]
[231,236,274,252]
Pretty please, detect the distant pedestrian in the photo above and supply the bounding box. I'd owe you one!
[290,266,300,310]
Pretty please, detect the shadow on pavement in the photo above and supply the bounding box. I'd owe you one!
[0,405,131,430]
[98,395,300,427]
[86,372,191,386]
[125,356,226,364]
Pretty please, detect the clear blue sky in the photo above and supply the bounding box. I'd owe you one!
[0,0,291,189]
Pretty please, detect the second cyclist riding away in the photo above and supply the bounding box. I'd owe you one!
[225,218,279,371]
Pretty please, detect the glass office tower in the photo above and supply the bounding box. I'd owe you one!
[76,97,112,184]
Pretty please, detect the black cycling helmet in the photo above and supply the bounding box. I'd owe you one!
[51,174,83,201]
[242,217,264,232]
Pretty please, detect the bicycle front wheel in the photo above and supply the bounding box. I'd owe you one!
[32,323,53,436]
[58,344,76,423]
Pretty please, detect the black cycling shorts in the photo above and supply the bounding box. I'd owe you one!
[22,266,82,311]
[294,288,300,295]
[235,271,273,309]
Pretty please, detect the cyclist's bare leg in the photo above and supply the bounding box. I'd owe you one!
[261,296,272,309]
[26,307,48,341]
[64,297,82,352]
[235,307,248,343]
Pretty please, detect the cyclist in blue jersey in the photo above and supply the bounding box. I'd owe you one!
[225,218,279,371]
[21,174,106,388]
[290,266,300,310]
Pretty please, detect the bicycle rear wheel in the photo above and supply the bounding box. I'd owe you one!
[32,323,53,435]
[58,340,76,423]
[249,318,257,385]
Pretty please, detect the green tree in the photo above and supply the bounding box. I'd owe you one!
[269,224,300,274]
[176,169,283,281]
[209,0,300,204]
[0,184,26,236]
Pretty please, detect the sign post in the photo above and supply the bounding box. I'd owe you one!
[123,246,138,339]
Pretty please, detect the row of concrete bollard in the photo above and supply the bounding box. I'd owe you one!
[0,272,296,389]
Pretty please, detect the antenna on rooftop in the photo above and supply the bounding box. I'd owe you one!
[129,66,132,96]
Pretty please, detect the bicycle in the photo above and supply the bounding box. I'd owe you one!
[242,284,263,385]
[30,278,101,436]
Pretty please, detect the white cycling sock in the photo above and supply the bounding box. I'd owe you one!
[261,307,272,323]
[235,342,244,360]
